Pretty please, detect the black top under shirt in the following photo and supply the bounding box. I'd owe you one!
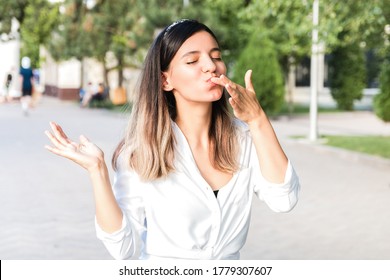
[213,190,219,198]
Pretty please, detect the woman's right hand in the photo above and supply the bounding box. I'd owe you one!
[45,122,105,172]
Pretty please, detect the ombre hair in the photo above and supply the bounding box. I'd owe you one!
[112,19,238,181]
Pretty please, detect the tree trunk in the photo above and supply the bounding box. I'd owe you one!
[103,64,109,88]
[118,55,124,87]
[79,57,84,89]
[286,62,296,117]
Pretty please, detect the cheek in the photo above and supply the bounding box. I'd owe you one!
[219,63,227,75]
[175,69,202,89]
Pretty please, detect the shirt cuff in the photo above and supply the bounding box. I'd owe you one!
[255,160,300,212]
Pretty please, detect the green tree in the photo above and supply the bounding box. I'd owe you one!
[320,0,387,51]
[236,0,388,112]
[0,0,29,35]
[46,0,94,89]
[140,0,187,27]
[203,0,252,67]
[0,0,59,68]
[374,51,390,122]
[47,0,91,61]
[322,1,387,110]
[88,0,152,87]
[239,0,312,71]
[48,0,154,88]
[328,41,366,110]
[20,0,59,67]
[233,31,284,115]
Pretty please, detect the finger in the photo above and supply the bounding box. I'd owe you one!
[224,82,240,99]
[79,135,90,144]
[44,144,67,157]
[210,76,225,87]
[211,75,233,89]
[55,123,72,143]
[50,122,71,146]
[244,70,254,92]
[45,130,65,149]
[228,97,236,108]
[228,97,244,116]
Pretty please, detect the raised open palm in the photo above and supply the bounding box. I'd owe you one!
[45,122,105,172]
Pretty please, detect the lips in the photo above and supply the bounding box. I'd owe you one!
[205,79,219,88]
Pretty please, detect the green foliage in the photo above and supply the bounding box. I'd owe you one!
[0,0,58,68]
[47,0,154,87]
[233,31,284,115]
[20,0,59,68]
[46,0,92,62]
[320,0,386,50]
[89,0,153,85]
[0,0,29,34]
[140,0,186,27]
[2,0,388,111]
[374,54,390,122]
[239,0,312,73]
[203,0,251,67]
[329,42,366,111]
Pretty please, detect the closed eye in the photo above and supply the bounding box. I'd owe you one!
[186,61,197,65]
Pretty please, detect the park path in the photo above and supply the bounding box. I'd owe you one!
[0,97,389,259]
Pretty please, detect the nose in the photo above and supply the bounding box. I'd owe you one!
[201,56,217,73]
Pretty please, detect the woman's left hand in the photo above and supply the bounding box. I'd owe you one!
[211,70,264,125]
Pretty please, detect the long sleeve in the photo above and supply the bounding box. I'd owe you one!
[235,119,300,213]
[95,154,146,259]
[253,159,300,212]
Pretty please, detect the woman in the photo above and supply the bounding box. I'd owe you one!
[45,19,300,260]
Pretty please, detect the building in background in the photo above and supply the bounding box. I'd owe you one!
[0,18,20,98]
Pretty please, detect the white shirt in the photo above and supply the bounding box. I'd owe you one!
[95,120,300,260]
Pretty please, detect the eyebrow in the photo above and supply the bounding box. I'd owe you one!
[180,47,221,59]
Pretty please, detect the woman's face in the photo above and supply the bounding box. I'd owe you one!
[162,31,227,105]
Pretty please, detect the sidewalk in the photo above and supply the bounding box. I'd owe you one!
[0,96,389,259]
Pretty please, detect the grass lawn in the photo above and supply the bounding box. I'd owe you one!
[277,103,342,115]
[324,135,390,159]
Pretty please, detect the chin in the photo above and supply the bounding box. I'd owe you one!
[207,88,224,101]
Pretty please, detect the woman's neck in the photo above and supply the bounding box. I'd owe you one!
[175,103,212,147]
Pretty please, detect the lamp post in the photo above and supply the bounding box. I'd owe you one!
[309,0,319,141]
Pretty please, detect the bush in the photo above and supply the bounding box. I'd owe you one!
[374,58,390,122]
[232,31,284,116]
[328,43,366,111]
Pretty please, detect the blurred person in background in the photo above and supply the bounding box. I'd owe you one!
[1,67,15,103]
[19,56,34,116]
[81,82,106,107]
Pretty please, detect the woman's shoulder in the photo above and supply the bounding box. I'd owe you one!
[115,147,134,173]
[114,148,143,184]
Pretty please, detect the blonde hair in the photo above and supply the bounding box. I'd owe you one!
[112,20,238,181]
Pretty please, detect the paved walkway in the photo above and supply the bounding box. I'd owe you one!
[0,96,389,260]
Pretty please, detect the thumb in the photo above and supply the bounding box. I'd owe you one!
[244,69,254,92]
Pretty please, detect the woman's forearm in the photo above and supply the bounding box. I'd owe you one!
[89,163,123,233]
[248,112,288,184]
